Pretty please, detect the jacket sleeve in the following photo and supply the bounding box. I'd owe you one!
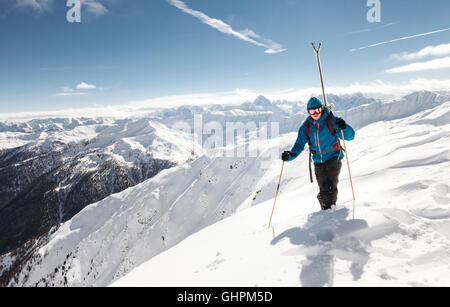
[287,123,308,161]
[332,115,355,141]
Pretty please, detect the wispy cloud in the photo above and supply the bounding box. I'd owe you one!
[77,82,97,90]
[350,27,450,52]
[40,66,72,71]
[52,86,88,97]
[80,0,108,16]
[386,56,450,73]
[62,86,74,92]
[391,43,450,61]
[343,22,399,36]
[15,0,53,13]
[14,0,108,16]
[53,82,97,97]
[53,92,88,97]
[166,0,286,54]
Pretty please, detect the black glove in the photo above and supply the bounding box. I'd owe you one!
[336,117,347,130]
[282,151,297,161]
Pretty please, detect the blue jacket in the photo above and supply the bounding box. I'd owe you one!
[287,107,355,163]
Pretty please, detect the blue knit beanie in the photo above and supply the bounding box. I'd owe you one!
[307,97,323,109]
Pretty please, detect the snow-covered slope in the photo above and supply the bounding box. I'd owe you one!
[5,147,284,286]
[2,91,449,286]
[113,101,450,287]
[0,118,197,256]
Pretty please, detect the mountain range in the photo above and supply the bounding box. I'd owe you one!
[1,90,449,286]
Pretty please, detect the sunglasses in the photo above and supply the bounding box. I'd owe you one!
[308,107,322,115]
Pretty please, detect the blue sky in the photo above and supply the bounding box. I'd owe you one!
[1,0,450,113]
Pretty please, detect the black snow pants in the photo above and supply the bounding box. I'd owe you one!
[314,157,342,210]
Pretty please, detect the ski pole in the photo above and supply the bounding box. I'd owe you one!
[340,130,356,217]
[268,161,285,229]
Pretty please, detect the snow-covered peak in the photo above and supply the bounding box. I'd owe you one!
[321,93,377,110]
[253,95,272,106]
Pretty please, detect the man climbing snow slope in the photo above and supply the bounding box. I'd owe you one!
[282,97,355,210]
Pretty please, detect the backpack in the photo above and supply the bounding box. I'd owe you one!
[304,111,344,183]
